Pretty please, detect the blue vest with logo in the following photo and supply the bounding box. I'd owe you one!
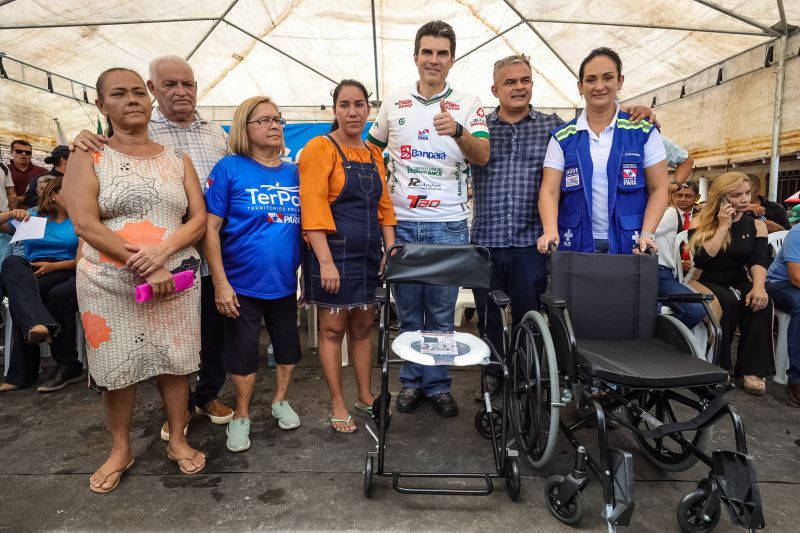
[551,111,655,255]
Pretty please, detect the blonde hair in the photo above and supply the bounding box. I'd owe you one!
[689,171,750,253]
[229,96,285,158]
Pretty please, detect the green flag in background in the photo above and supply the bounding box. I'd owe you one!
[96,116,103,135]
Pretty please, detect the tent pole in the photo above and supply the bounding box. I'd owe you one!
[692,0,781,36]
[370,0,380,102]
[455,21,525,63]
[224,21,338,84]
[186,0,240,61]
[524,17,767,36]
[768,32,787,202]
[502,0,577,78]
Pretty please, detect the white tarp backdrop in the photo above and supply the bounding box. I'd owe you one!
[0,0,797,168]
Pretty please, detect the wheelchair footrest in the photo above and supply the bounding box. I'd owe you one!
[639,397,727,439]
[710,451,765,529]
[391,472,494,496]
[604,448,635,527]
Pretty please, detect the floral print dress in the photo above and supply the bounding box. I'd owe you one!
[77,145,201,390]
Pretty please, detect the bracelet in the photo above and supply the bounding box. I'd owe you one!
[640,231,655,240]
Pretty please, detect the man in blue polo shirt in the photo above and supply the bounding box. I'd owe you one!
[766,223,800,406]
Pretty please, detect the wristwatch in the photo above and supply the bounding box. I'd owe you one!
[452,123,464,139]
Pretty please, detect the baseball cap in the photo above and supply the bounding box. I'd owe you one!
[44,145,70,165]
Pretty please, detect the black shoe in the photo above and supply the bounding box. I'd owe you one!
[429,392,458,417]
[37,366,85,393]
[396,387,423,412]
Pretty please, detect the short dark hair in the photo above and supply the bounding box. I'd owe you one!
[414,20,456,57]
[10,139,31,150]
[579,47,623,81]
[331,79,370,132]
[676,180,699,194]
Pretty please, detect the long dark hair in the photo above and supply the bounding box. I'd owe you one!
[330,79,370,132]
[95,67,146,137]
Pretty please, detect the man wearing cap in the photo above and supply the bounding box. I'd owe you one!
[25,145,69,208]
[6,140,46,209]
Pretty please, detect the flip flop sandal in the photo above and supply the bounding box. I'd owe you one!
[167,449,206,475]
[329,414,357,433]
[353,401,373,416]
[89,458,135,494]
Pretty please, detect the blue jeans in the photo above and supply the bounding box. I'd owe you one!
[658,265,705,329]
[766,280,800,384]
[395,220,468,396]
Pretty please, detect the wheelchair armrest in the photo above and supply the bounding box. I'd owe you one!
[541,293,567,309]
[658,293,714,303]
[375,287,388,303]
[489,290,511,306]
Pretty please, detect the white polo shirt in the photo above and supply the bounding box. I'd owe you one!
[368,83,489,222]
[543,107,665,239]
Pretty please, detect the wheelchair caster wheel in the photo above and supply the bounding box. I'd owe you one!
[474,407,502,439]
[372,394,391,432]
[504,456,521,501]
[544,475,585,526]
[676,488,720,533]
[363,453,374,498]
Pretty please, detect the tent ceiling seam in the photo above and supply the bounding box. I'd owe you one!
[185,0,240,62]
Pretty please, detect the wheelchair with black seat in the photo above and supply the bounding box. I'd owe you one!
[362,243,521,500]
[506,248,764,532]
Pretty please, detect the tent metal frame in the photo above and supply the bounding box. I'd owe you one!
[0,0,795,197]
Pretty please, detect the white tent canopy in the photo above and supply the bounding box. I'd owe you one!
[0,0,798,182]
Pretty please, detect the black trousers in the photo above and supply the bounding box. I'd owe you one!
[191,275,227,407]
[2,256,79,386]
[473,246,548,378]
[702,279,775,377]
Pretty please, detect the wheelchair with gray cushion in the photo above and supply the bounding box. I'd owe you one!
[507,249,764,532]
[362,243,521,500]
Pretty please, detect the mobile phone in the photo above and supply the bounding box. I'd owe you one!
[720,197,730,207]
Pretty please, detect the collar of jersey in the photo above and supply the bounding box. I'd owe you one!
[411,82,452,105]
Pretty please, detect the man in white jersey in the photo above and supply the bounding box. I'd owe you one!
[368,20,489,417]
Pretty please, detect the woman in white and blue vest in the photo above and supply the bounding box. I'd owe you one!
[537,48,669,255]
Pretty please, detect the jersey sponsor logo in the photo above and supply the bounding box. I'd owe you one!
[245,184,300,208]
[406,165,443,177]
[443,101,460,111]
[266,212,299,224]
[399,118,406,125]
[418,128,429,140]
[400,145,412,159]
[469,118,486,127]
[395,99,412,108]
[476,107,485,117]
[408,177,422,187]
[204,177,214,192]
[407,194,441,208]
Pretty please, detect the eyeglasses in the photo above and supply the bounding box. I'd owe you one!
[677,182,698,192]
[14,149,32,155]
[247,116,286,128]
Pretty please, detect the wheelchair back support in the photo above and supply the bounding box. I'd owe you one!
[383,243,491,289]
[548,251,659,341]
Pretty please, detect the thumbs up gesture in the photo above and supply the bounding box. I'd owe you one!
[433,99,458,137]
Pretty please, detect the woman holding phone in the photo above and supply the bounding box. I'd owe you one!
[688,172,774,394]
[63,67,208,492]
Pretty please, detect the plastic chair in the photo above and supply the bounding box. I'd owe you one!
[768,230,790,384]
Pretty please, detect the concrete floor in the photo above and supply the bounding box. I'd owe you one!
[0,319,798,532]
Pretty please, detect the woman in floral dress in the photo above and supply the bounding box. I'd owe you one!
[63,67,207,493]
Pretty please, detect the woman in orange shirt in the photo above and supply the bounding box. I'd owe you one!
[299,79,396,433]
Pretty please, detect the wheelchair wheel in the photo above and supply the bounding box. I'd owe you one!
[676,487,721,533]
[363,453,374,498]
[625,390,713,472]
[509,311,560,469]
[474,407,503,439]
[504,456,521,501]
[544,475,584,526]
